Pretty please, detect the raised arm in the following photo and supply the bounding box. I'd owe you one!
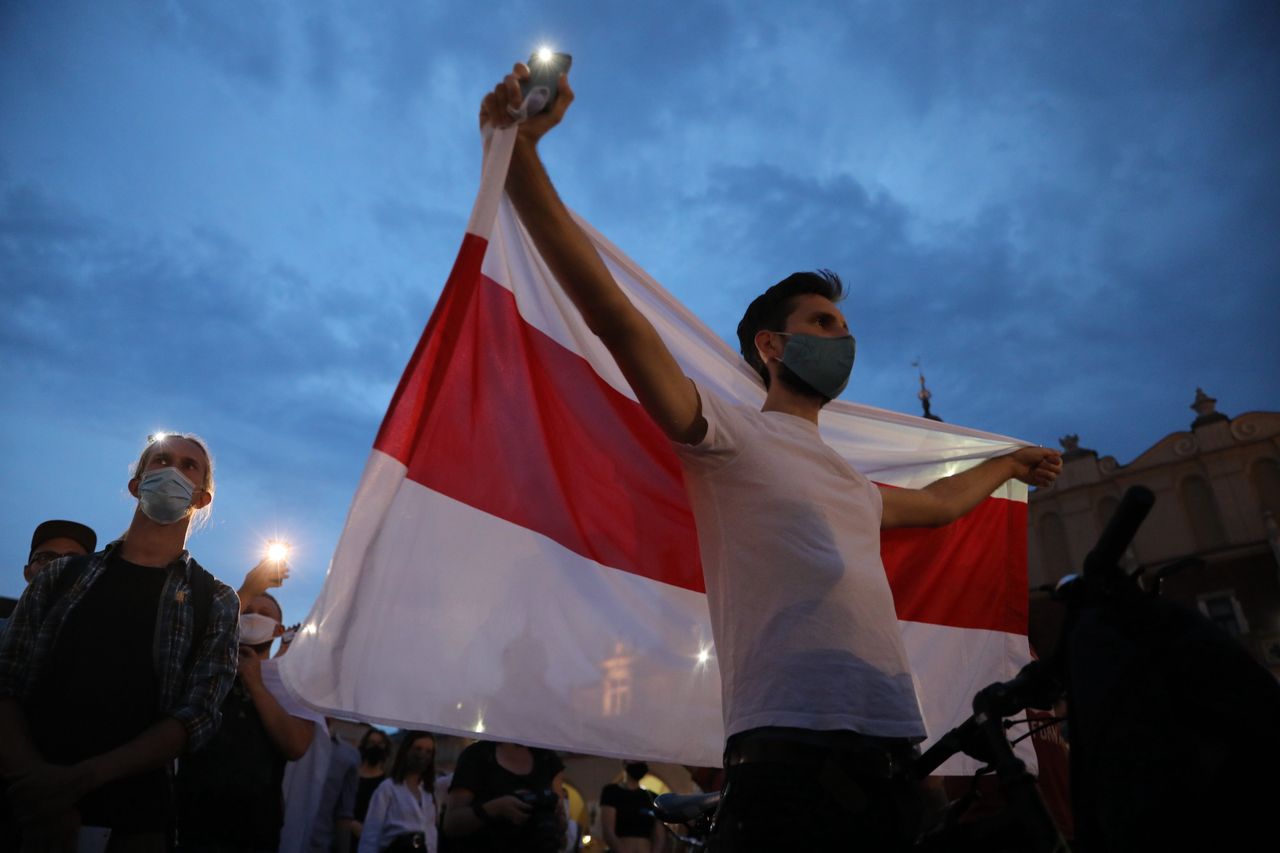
[880,446,1062,529]
[482,64,705,444]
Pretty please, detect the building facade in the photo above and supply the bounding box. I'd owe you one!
[1027,390,1280,675]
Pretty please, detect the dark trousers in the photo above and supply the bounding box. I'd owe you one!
[709,728,923,853]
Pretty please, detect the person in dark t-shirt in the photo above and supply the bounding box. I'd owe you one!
[600,761,665,853]
[353,727,393,844]
[0,434,240,853]
[441,741,565,853]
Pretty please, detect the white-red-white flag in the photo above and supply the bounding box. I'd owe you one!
[281,127,1035,773]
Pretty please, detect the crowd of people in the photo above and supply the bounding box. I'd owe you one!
[0,436,631,853]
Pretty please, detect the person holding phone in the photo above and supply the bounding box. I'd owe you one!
[479,63,1062,852]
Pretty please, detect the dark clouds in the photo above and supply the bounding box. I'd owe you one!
[1,0,1277,609]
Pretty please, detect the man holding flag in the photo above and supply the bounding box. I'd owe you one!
[480,62,1062,851]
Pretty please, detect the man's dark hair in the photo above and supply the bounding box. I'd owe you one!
[390,730,435,784]
[736,270,845,388]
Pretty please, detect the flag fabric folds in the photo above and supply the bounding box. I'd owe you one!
[280,127,1035,773]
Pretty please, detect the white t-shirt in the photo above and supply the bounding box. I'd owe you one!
[675,383,926,740]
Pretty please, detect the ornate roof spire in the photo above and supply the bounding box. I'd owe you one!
[913,358,943,422]
[1190,387,1229,429]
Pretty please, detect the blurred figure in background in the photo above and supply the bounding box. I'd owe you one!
[22,519,97,585]
[358,732,439,853]
[352,728,393,846]
[0,519,97,634]
[442,740,565,853]
[600,761,665,853]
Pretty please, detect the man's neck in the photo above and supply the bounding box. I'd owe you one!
[118,509,190,568]
[761,385,824,424]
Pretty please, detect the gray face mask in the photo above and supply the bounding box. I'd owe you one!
[137,467,196,525]
[772,332,857,400]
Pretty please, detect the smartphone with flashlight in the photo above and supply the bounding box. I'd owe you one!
[520,50,572,116]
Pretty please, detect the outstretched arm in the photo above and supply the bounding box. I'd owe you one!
[482,64,704,444]
[880,446,1062,529]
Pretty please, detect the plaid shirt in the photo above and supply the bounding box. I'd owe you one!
[0,540,240,751]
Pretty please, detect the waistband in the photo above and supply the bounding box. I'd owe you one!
[724,727,919,779]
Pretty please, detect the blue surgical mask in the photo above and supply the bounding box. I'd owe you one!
[773,332,857,400]
[137,467,197,525]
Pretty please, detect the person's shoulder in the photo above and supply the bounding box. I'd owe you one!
[367,774,397,803]
[453,739,493,770]
[533,747,563,769]
[184,558,238,602]
[457,739,489,758]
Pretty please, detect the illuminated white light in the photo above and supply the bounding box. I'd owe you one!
[266,541,291,562]
[151,432,169,443]
[536,46,554,63]
[582,836,592,845]
[456,702,463,710]
[697,648,711,665]
[302,623,318,636]
[475,717,486,733]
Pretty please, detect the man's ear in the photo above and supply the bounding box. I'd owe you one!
[127,477,140,499]
[193,490,213,510]
[754,329,783,364]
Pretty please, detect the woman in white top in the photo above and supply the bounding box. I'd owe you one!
[358,731,440,853]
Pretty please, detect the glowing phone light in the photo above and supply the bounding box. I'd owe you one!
[536,46,554,63]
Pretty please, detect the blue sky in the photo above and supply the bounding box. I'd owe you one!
[3,0,1277,614]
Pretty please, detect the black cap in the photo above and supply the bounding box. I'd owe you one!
[30,520,98,560]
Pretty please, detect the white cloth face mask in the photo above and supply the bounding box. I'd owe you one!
[239,612,281,646]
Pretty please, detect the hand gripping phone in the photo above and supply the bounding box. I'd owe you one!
[520,50,573,116]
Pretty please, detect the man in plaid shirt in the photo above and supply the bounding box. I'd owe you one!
[0,433,241,852]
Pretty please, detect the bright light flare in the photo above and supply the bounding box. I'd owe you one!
[266,541,291,562]
[536,46,554,63]
[475,716,486,733]
[696,647,712,665]
[149,431,169,443]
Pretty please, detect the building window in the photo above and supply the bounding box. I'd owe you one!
[1180,475,1227,550]
[601,642,633,718]
[603,675,631,717]
[1037,512,1071,582]
[1198,591,1248,637]
[1250,458,1280,516]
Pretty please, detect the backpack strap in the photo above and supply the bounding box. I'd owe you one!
[183,564,217,671]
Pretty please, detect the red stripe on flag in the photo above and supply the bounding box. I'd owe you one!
[881,497,1028,634]
[375,237,705,592]
[376,235,1026,631]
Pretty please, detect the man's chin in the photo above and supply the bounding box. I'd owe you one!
[776,365,831,406]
